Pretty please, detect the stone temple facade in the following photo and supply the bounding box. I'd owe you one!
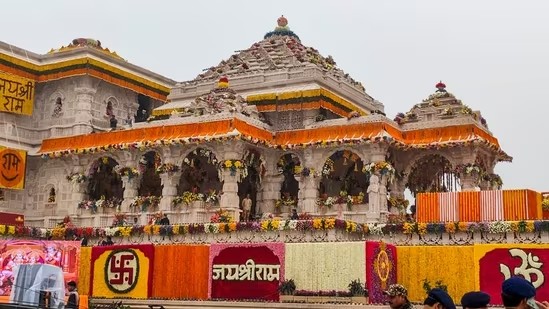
[0,17,510,227]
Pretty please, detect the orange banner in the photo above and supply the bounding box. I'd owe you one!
[0,147,26,189]
[151,245,209,300]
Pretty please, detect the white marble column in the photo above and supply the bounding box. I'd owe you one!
[220,169,241,221]
[159,171,182,212]
[460,173,478,191]
[121,175,140,211]
[260,174,284,215]
[299,176,321,214]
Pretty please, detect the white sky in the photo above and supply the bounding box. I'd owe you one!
[3,0,548,192]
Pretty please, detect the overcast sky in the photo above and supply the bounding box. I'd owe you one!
[3,0,548,192]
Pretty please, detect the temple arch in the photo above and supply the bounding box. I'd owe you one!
[277,152,301,203]
[405,154,460,196]
[138,151,162,197]
[319,150,369,199]
[238,149,266,219]
[87,156,123,202]
[178,148,222,195]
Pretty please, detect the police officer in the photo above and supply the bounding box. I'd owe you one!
[423,288,456,309]
[461,291,490,309]
[501,277,548,309]
[384,284,414,309]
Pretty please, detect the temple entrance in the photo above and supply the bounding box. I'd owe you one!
[87,157,123,202]
[178,148,222,196]
[319,150,369,201]
[238,149,265,220]
[277,153,300,207]
[406,154,460,196]
[135,94,152,123]
[138,151,163,197]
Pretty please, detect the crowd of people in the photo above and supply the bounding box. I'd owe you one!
[385,276,547,309]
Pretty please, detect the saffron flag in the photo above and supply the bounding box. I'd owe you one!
[90,244,154,298]
[366,241,397,304]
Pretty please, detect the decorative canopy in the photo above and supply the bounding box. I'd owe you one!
[193,16,365,93]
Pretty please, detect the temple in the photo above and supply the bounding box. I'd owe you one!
[0,16,516,226]
[0,16,548,307]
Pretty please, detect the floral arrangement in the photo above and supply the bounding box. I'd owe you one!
[78,200,98,213]
[66,172,87,184]
[455,163,482,176]
[322,159,334,176]
[277,155,302,175]
[481,173,503,189]
[388,196,410,211]
[543,197,549,211]
[210,209,234,223]
[345,192,365,210]
[363,161,396,183]
[184,148,218,166]
[348,279,368,297]
[220,160,245,176]
[317,196,337,209]
[112,213,128,227]
[441,108,455,116]
[78,196,121,213]
[205,189,221,205]
[115,166,139,179]
[130,196,161,212]
[275,196,297,212]
[155,163,180,174]
[2,218,549,239]
[172,191,204,207]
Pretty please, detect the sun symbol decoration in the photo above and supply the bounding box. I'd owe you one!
[373,242,392,290]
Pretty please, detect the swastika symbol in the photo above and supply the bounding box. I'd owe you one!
[105,249,139,293]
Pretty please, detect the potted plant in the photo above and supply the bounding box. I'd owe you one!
[279,279,296,302]
[348,279,369,304]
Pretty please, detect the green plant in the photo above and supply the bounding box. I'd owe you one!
[348,279,368,297]
[279,279,296,295]
[422,279,448,295]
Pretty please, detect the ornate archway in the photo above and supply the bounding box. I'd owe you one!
[406,154,459,196]
[319,150,368,201]
[138,151,162,197]
[238,149,266,219]
[178,148,222,196]
[277,153,301,205]
[87,156,123,203]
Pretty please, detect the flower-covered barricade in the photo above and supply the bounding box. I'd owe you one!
[130,196,161,212]
[317,191,364,211]
[362,161,395,183]
[114,166,139,179]
[66,172,87,184]
[155,163,180,174]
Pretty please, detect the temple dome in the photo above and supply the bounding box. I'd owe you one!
[192,16,366,94]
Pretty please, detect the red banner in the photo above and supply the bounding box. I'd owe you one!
[366,241,398,304]
[0,212,24,226]
[479,247,549,304]
[0,240,80,296]
[209,243,284,301]
[90,244,154,298]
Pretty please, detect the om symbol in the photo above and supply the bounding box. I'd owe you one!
[500,249,544,288]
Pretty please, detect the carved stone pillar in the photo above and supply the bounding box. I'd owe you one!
[299,176,321,214]
[121,175,140,212]
[70,182,87,216]
[260,174,284,215]
[388,180,406,214]
[220,169,241,221]
[159,171,182,212]
[460,174,477,191]
[73,84,96,134]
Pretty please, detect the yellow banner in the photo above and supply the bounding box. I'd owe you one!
[0,147,26,189]
[0,71,34,115]
[397,246,475,302]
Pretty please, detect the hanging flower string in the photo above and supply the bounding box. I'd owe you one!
[156,163,180,174]
[362,161,396,183]
[114,166,140,179]
[66,172,87,184]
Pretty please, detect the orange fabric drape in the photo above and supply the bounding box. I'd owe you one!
[458,191,481,222]
[503,190,528,221]
[151,245,209,300]
[526,190,542,220]
[416,193,440,222]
